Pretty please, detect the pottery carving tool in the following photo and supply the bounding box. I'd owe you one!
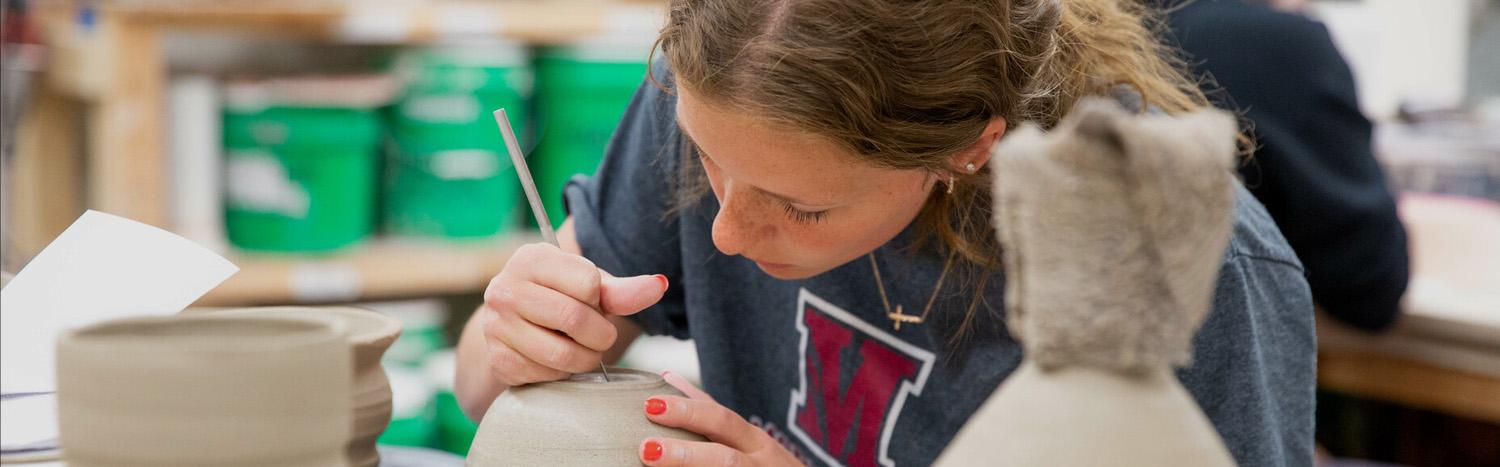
[493,109,611,382]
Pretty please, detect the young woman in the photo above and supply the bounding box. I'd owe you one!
[456,0,1315,466]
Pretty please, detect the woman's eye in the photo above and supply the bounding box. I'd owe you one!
[781,202,829,224]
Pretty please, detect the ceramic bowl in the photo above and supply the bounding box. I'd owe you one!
[55,314,351,467]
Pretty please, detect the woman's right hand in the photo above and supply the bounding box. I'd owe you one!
[479,242,668,387]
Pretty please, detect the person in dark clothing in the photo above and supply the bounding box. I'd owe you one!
[1168,0,1410,331]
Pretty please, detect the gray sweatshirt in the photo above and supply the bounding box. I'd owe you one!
[563,63,1315,467]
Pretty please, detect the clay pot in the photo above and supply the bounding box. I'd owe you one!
[212,306,403,467]
[934,360,1235,466]
[466,368,708,466]
[55,314,351,467]
[933,99,1241,466]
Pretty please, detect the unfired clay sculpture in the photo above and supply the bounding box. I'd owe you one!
[934,98,1240,466]
[56,314,352,467]
[212,306,403,467]
[466,368,708,466]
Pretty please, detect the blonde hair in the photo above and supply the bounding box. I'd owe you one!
[654,0,1211,340]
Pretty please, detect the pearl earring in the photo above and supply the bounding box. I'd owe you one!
[966,163,977,172]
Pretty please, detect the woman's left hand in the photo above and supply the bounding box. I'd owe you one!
[640,371,804,466]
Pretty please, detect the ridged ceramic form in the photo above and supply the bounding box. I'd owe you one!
[466,368,708,466]
[212,306,403,467]
[936,99,1239,466]
[55,314,351,467]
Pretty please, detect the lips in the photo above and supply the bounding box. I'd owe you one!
[750,258,794,270]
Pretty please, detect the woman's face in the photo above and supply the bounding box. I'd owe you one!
[676,88,939,279]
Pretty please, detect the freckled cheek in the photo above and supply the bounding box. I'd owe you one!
[812,193,922,256]
[773,214,862,257]
[786,230,847,257]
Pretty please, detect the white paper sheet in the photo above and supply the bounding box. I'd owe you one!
[0,210,239,393]
[0,392,57,452]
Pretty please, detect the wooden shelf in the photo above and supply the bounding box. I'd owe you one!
[38,0,666,55]
[87,0,667,44]
[1318,343,1500,424]
[194,234,541,306]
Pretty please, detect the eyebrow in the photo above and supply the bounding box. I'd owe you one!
[675,117,833,208]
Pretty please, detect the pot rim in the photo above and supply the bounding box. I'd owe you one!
[524,367,666,392]
[214,306,403,347]
[60,314,345,353]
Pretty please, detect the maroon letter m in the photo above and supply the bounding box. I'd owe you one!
[788,290,934,467]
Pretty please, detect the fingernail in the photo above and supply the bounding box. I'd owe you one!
[643,440,663,462]
[645,397,666,415]
[654,274,669,290]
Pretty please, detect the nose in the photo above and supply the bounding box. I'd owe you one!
[710,189,762,257]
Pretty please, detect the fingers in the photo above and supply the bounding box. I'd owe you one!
[640,438,751,467]
[600,272,669,316]
[480,241,671,387]
[644,395,761,452]
[500,243,605,306]
[483,338,569,387]
[483,307,602,385]
[492,243,667,318]
[663,371,714,401]
[500,282,618,352]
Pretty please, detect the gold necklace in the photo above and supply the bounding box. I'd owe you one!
[868,251,954,330]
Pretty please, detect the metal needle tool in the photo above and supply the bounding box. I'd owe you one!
[493,109,611,382]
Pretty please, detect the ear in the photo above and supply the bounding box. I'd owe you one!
[952,118,1008,173]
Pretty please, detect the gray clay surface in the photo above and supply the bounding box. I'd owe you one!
[466,368,708,466]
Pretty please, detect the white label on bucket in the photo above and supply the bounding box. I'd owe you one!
[400,95,480,124]
[431,150,503,180]
[289,263,363,302]
[225,151,311,219]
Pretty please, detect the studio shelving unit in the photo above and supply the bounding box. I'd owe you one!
[15,0,662,305]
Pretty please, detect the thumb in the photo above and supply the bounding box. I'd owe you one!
[598,271,668,316]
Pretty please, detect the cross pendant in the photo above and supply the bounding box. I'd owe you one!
[887,304,923,330]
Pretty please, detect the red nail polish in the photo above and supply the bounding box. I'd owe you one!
[654,274,669,290]
[645,398,666,415]
[643,440,663,461]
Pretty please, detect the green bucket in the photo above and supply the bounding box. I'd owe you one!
[424,350,478,456]
[396,44,533,95]
[384,44,531,238]
[433,391,479,455]
[383,132,521,238]
[530,46,650,228]
[391,90,524,148]
[224,107,380,252]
